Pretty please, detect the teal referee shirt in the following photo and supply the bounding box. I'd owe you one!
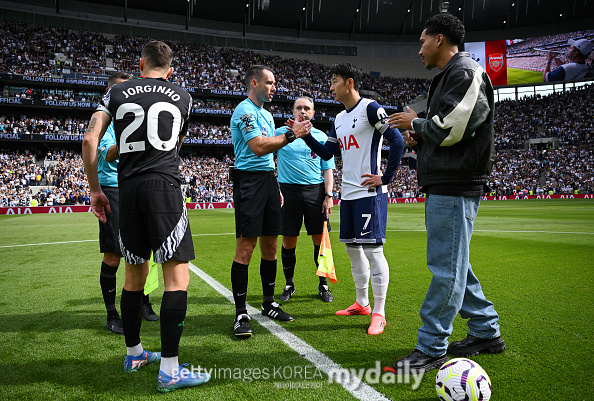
[275,126,335,185]
[231,98,276,171]
[98,123,118,188]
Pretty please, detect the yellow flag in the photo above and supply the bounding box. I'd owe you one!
[316,221,337,283]
[144,254,159,296]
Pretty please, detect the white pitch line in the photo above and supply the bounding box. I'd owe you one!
[474,229,594,235]
[0,239,97,248]
[386,229,594,235]
[188,262,390,401]
[2,228,592,249]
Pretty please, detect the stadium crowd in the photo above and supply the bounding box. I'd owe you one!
[506,30,594,71]
[2,140,592,208]
[0,20,429,107]
[0,21,593,207]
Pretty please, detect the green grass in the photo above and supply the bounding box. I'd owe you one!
[506,68,543,85]
[1,199,593,400]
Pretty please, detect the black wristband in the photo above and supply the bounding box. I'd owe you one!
[284,130,296,143]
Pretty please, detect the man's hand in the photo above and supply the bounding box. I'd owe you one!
[360,174,384,189]
[91,191,111,223]
[280,189,284,207]
[388,106,418,130]
[402,130,419,147]
[322,196,333,219]
[285,118,312,138]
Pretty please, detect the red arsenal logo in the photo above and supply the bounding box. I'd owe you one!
[488,54,505,72]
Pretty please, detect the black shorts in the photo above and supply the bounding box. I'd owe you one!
[99,186,120,255]
[233,170,282,238]
[119,174,194,264]
[280,183,329,237]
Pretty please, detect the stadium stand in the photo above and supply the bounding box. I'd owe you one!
[1,20,593,208]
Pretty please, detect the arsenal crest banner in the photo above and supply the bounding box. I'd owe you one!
[465,40,507,86]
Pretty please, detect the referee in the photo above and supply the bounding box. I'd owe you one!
[275,96,335,303]
[230,65,312,337]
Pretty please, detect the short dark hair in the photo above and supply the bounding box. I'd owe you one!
[244,65,273,87]
[423,13,465,46]
[329,63,360,91]
[107,71,132,88]
[141,41,173,70]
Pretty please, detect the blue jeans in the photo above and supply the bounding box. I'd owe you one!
[417,194,500,357]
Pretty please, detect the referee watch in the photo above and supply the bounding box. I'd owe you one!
[284,129,296,143]
[325,192,334,199]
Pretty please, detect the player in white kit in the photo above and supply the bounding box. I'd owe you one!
[300,63,405,335]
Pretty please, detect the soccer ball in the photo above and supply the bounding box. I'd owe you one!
[435,358,492,401]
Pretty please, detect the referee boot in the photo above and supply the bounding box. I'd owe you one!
[142,303,159,321]
[318,284,334,303]
[279,284,295,301]
[262,302,294,321]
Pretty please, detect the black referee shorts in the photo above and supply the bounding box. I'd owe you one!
[233,169,282,238]
[99,185,121,255]
[119,174,194,264]
[280,182,329,237]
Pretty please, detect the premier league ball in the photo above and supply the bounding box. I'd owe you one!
[435,358,492,401]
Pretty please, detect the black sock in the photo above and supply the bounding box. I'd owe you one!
[160,291,187,358]
[120,289,143,347]
[100,262,119,318]
[260,258,277,305]
[281,246,296,286]
[231,261,249,316]
[314,245,327,286]
[142,293,150,305]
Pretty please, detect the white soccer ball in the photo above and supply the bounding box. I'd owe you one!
[435,358,492,401]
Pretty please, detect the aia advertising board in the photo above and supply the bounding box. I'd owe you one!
[1,195,593,215]
[465,40,508,86]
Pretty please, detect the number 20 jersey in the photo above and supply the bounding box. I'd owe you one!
[96,77,192,184]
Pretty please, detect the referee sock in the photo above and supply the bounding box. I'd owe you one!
[160,290,187,358]
[313,244,327,286]
[231,261,249,316]
[100,262,119,318]
[120,289,143,348]
[281,246,296,286]
[260,258,277,306]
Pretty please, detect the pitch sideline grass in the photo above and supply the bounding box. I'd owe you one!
[0,199,593,400]
[506,67,543,86]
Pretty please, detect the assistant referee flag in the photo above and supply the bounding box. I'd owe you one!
[316,221,337,284]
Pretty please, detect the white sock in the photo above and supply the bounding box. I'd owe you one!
[160,356,180,377]
[345,244,370,307]
[127,343,143,357]
[363,245,390,316]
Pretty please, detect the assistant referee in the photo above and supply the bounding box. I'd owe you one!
[275,96,336,303]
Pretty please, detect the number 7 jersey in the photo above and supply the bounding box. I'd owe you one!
[96,77,192,184]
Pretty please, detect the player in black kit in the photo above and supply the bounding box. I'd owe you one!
[82,41,209,393]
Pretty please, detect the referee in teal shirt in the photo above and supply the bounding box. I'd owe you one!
[275,96,336,303]
[229,65,312,337]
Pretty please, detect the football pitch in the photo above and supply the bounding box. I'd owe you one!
[506,68,543,85]
[0,199,593,400]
